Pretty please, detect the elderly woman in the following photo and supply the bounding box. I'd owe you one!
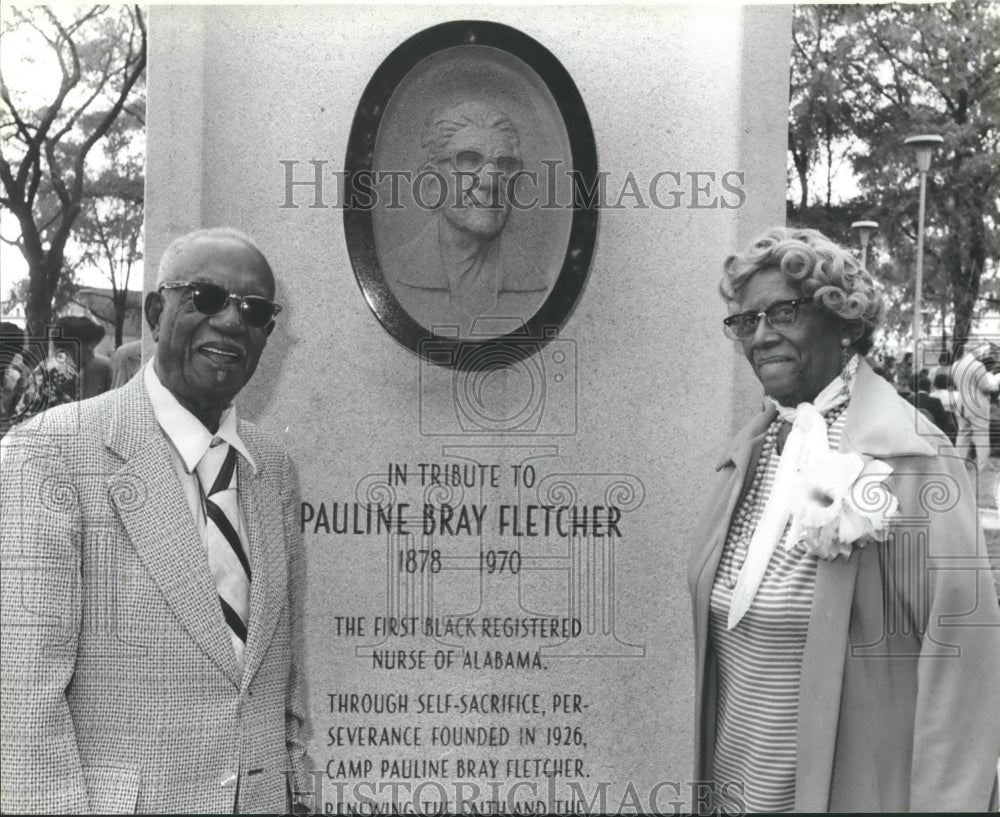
[689,227,1000,812]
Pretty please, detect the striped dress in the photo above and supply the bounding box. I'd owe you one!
[709,413,846,812]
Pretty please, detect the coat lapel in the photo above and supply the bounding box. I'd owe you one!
[694,441,756,599]
[694,406,777,595]
[841,359,936,459]
[794,551,861,810]
[794,357,934,809]
[106,377,241,686]
[690,405,776,776]
[238,441,286,690]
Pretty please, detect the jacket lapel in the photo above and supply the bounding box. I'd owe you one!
[238,442,285,690]
[106,377,241,686]
[794,357,935,809]
[841,359,936,459]
[694,406,777,596]
[794,552,861,810]
[691,405,776,775]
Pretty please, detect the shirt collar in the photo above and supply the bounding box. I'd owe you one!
[143,361,257,475]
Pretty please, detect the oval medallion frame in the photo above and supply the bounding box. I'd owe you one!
[344,20,598,370]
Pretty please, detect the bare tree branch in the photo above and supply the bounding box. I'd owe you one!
[0,6,146,335]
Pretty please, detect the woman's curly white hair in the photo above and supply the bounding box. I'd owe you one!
[720,226,885,354]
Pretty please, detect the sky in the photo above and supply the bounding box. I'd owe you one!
[0,4,145,312]
[0,0,966,331]
[0,1,866,306]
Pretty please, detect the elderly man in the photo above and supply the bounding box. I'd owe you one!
[384,100,548,336]
[952,341,1000,470]
[0,228,310,813]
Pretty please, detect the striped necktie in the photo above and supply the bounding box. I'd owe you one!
[197,442,251,668]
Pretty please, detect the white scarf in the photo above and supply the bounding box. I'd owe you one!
[727,355,858,629]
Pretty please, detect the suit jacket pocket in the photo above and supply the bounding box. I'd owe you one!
[83,766,140,814]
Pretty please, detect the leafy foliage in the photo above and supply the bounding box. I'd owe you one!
[0,5,146,338]
[788,1,1000,352]
[69,105,145,346]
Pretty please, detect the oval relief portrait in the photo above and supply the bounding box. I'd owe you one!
[344,21,598,369]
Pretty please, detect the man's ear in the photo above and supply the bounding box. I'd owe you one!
[144,291,163,340]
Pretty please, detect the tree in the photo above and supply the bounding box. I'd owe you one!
[1,266,78,317]
[0,5,146,338]
[69,105,145,347]
[849,1,1000,348]
[787,1,1000,348]
[788,5,856,213]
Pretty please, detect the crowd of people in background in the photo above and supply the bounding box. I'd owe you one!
[869,344,1000,467]
[5,316,1000,470]
[0,316,115,438]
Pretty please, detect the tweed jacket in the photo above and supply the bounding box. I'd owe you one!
[0,375,308,814]
[689,359,1000,812]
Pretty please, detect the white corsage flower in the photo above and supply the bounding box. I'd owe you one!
[786,448,899,560]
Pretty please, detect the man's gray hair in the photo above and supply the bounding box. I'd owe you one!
[156,227,271,285]
[421,101,521,166]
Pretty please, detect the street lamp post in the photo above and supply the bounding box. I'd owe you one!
[904,134,943,349]
[851,220,879,269]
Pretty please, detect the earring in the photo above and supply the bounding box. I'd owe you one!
[840,337,854,398]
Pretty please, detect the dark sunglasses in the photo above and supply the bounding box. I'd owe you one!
[159,281,282,329]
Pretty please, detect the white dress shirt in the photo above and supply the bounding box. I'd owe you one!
[143,362,256,540]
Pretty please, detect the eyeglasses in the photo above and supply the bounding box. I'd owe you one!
[722,297,813,340]
[159,281,282,329]
[443,150,522,175]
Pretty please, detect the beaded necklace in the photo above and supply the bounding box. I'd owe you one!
[721,402,848,589]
